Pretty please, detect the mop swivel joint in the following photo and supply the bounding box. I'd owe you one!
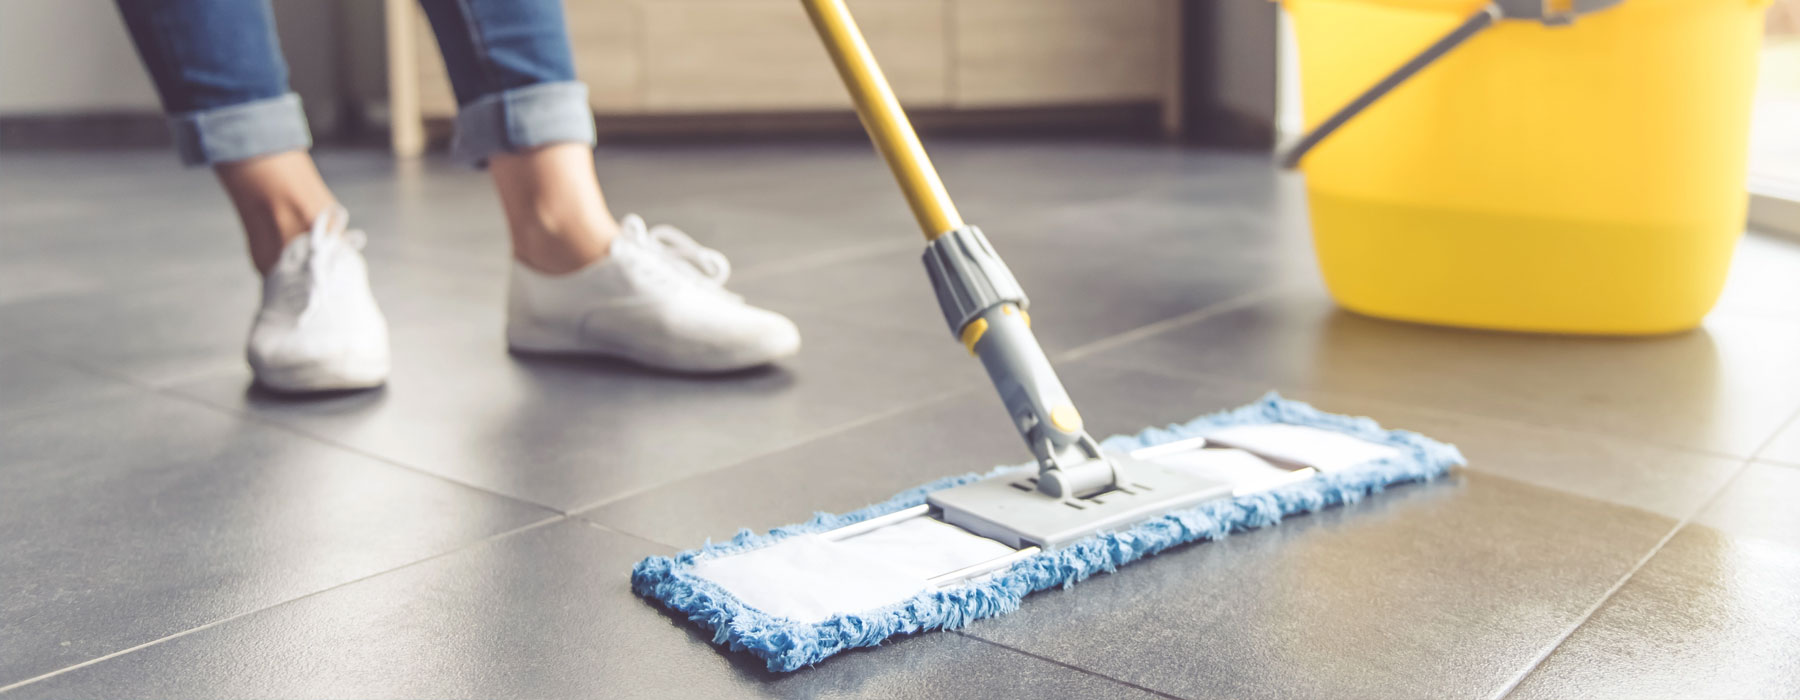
[924,227,1117,498]
[922,226,1026,334]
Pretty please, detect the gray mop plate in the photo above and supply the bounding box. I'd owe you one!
[927,451,1236,549]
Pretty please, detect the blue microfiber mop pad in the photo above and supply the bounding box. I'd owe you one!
[632,392,1465,672]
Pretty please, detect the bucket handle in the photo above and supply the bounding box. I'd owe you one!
[1279,0,1625,170]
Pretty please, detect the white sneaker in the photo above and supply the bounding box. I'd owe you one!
[247,206,391,392]
[506,214,800,372]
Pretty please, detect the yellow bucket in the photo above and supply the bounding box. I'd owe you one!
[1286,0,1769,334]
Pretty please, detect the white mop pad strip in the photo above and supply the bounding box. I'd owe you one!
[632,393,1465,672]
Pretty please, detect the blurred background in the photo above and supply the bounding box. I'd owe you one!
[1751,0,1800,232]
[0,1,1271,150]
[2,0,1791,234]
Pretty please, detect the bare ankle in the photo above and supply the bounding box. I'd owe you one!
[215,151,337,275]
[490,143,620,275]
[512,221,615,275]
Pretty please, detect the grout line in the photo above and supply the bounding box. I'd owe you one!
[951,631,1184,700]
[728,237,916,284]
[0,512,570,696]
[138,360,263,392]
[1487,455,1756,700]
[27,351,566,514]
[1756,457,1800,473]
[1750,404,1800,464]
[0,350,148,422]
[568,514,682,551]
[22,348,189,393]
[575,518,679,553]
[563,385,976,518]
[1053,287,1289,364]
[155,386,566,514]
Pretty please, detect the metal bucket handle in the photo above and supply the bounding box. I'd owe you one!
[1279,0,1626,170]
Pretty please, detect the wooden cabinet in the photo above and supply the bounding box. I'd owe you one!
[638,0,948,110]
[952,0,1168,106]
[391,0,1180,152]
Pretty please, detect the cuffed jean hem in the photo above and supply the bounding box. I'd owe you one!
[168,93,312,167]
[452,81,596,167]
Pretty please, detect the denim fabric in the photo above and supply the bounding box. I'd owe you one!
[450,81,595,166]
[416,0,579,107]
[115,0,594,167]
[114,0,292,114]
[167,93,312,166]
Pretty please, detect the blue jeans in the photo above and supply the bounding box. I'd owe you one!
[115,0,596,166]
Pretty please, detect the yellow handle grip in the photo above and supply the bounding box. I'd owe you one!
[800,0,963,240]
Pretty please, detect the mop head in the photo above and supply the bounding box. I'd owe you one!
[632,393,1464,672]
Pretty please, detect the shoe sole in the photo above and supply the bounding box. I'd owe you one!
[507,340,798,374]
[507,322,798,374]
[252,361,389,394]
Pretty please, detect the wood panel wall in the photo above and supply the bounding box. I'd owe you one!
[406,0,1177,118]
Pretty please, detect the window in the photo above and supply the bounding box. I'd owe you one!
[1750,0,1800,236]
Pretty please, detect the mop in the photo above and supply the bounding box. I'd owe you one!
[632,0,1465,672]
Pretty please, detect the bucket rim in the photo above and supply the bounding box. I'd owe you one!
[1279,0,1769,13]
[1280,0,1498,13]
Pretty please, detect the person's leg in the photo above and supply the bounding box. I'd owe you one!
[417,0,615,274]
[418,0,800,371]
[115,0,388,391]
[216,152,336,274]
[113,0,334,275]
[488,143,614,274]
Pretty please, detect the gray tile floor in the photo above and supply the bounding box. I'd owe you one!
[2,142,1797,699]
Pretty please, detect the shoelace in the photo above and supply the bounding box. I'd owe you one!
[620,215,731,287]
[282,205,366,325]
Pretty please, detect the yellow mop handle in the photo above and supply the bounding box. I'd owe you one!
[800,0,963,240]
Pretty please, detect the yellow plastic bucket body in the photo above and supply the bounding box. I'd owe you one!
[1288,0,1768,334]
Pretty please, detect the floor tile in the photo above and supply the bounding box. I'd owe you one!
[166,311,987,512]
[0,152,223,227]
[1756,412,1800,467]
[1506,525,1800,700]
[0,202,245,297]
[7,141,1794,698]
[1691,461,1800,550]
[1085,290,1800,459]
[734,193,1294,355]
[582,363,1271,548]
[0,349,138,420]
[0,252,502,388]
[6,520,1167,700]
[0,270,257,385]
[583,364,1725,698]
[957,472,1676,700]
[0,153,283,304]
[0,393,553,687]
[1505,459,1800,698]
[0,256,107,307]
[596,142,1288,282]
[930,142,1278,225]
[596,140,1212,230]
[596,145,924,272]
[1274,390,1746,521]
[1711,232,1800,324]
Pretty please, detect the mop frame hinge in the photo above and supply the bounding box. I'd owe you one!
[1031,429,1118,499]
